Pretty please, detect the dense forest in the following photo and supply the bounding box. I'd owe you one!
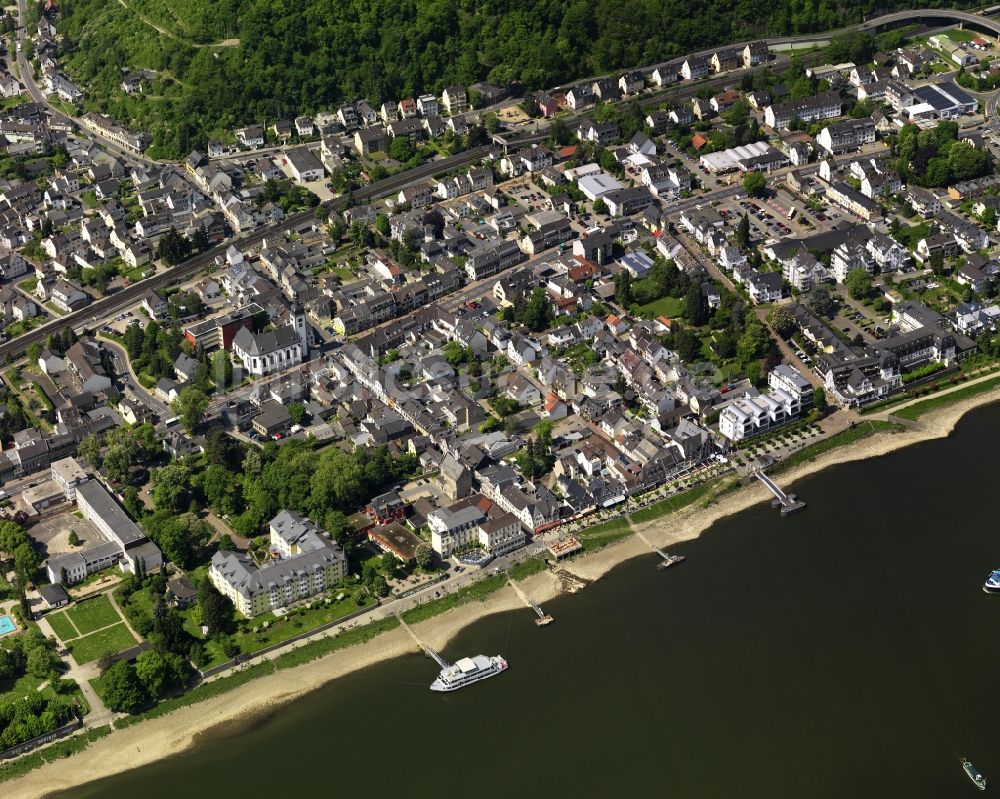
[53,0,977,156]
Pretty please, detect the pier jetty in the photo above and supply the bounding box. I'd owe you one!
[396,613,450,667]
[506,574,553,626]
[634,528,687,571]
[753,470,806,515]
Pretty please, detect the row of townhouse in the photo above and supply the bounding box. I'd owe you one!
[548,41,768,114]
[80,113,150,154]
[351,110,469,155]
[233,86,472,151]
[823,181,882,222]
[764,90,842,129]
[332,267,462,335]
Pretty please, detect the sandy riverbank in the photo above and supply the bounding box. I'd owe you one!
[11,387,1000,799]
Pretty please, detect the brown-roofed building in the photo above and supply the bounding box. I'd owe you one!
[368,522,424,562]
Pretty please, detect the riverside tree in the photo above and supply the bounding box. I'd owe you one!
[102,660,147,714]
[197,580,234,637]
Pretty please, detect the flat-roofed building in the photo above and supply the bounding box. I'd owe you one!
[50,456,87,500]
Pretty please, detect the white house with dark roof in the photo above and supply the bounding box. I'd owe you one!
[232,324,303,376]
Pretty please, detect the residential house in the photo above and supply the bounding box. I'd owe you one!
[441,86,469,114]
[747,271,784,304]
[681,56,710,81]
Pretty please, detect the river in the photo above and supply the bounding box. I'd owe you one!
[63,406,1000,798]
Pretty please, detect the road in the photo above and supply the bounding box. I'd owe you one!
[100,337,170,416]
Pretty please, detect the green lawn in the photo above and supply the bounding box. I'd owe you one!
[770,420,902,474]
[508,557,546,581]
[17,277,37,293]
[229,588,376,654]
[893,221,931,251]
[401,574,507,625]
[176,583,377,669]
[5,316,46,338]
[45,611,80,643]
[636,295,684,319]
[126,586,155,617]
[894,375,1000,421]
[65,595,122,635]
[124,266,152,284]
[66,623,136,665]
[939,28,977,42]
[0,670,45,702]
[327,266,357,281]
[576,517,632,551]
[629,479,719,524]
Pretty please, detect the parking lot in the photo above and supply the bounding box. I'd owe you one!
[28,511,102,561]
[833,305,890,344]
[99,308,140,337]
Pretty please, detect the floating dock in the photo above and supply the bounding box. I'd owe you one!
[655,551,687,570]
[506,575,553,626]
[754,471,806,515]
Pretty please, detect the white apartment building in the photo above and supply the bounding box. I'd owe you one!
[816,119,876,155]
[720,365,814,441]
[476,513,526,557]
[429,505,486,558]
[429,505,527,559]
[764,91,842,129]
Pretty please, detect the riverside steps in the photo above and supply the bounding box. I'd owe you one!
[753,470,806,516]
[505,574,553,626]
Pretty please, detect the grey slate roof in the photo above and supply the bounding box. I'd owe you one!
[76,479,145,546]
[232,325,300,357]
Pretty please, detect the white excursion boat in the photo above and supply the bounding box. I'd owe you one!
[984,569,1000,594]
[430,655,508,692]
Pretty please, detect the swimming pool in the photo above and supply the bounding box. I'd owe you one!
[0,614,16,635]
